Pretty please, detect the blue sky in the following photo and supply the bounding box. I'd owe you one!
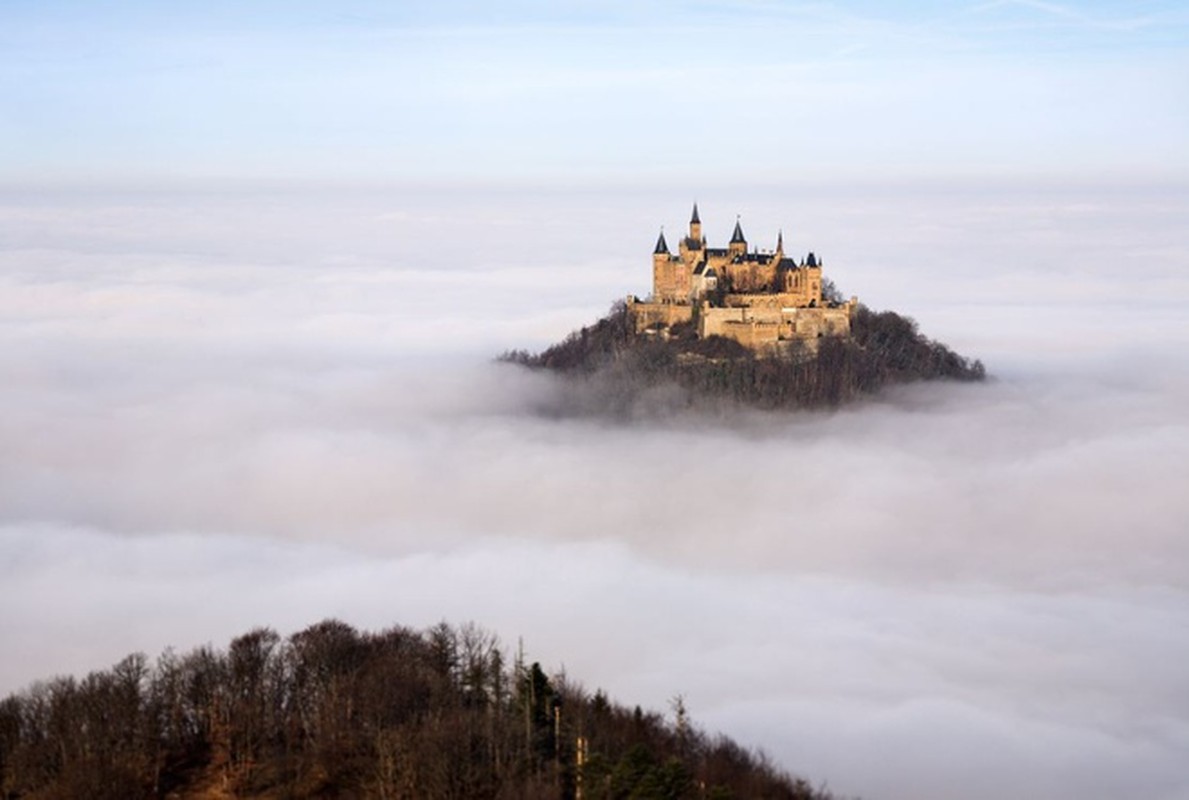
[2,0,1187,184]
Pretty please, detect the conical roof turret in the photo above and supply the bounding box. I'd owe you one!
[654,228,670,255]
[730,217,746,244]
[690,203,701,224]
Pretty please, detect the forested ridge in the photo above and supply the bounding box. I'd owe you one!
[0,620,836,800]
[502,301,984,412]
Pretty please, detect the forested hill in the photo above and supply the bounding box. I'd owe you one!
[502,301,985,412]
[0,620,837,800]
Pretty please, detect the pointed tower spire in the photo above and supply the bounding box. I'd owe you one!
[730,216,746,244]
[776,228,784,254]
[688,203,703,243]
[654,227,670,255]
[728,215,746,256]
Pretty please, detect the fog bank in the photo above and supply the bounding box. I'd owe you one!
[1,182,1187,800]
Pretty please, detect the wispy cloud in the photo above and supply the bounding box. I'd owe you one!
[3,1,1185,183]
[967,0,1160,32]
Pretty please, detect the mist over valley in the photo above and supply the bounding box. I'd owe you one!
[2,182,1187,799]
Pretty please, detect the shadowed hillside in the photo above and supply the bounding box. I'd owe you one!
[0,621,838,800]
[502,301,984,413]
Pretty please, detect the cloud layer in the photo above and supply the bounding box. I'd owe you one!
[1,182,1187,800]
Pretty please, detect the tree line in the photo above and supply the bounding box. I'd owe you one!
[501,300,985,413]
[0,620,835,799]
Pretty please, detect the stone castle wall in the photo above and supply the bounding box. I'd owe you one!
[699,303,855,350]
[627,298,694,333]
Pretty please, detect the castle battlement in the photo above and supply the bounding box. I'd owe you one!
[628,204,857,354]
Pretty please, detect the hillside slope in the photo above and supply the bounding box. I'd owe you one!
[0,620,836,800]
[503,301,984,412]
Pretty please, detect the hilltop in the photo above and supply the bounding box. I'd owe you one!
[502,205,984,412]
[0,621,836,800]
[504,301,983,412]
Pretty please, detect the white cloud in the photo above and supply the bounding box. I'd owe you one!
[0,182,1186,799]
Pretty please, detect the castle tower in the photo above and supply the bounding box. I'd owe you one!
[653,228,671,262]
[729,216,747,257]
[774,229,790,291]
[653,228,676,301]
[805,251,822,305]
[680,203,704,262]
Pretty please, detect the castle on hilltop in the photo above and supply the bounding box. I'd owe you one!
[627,204,857,354]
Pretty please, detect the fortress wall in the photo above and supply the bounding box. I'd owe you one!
[695,304,853,342]
[726,293,779,309]
[822,307,851,336]
[698,306,746,338]
[720,320,781,352]
[725,291,813,309]
[700,306,782,352]
[785,306,853,338]
[628,300,694,333]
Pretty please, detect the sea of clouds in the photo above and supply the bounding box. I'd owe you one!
[1,181,1186,800]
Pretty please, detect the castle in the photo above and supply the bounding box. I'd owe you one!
[627,204,857,354]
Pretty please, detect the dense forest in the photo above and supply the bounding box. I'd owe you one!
[502,300,985,413]
[0,620,836,800]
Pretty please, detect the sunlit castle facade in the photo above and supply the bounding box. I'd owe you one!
[627,204,858,354]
